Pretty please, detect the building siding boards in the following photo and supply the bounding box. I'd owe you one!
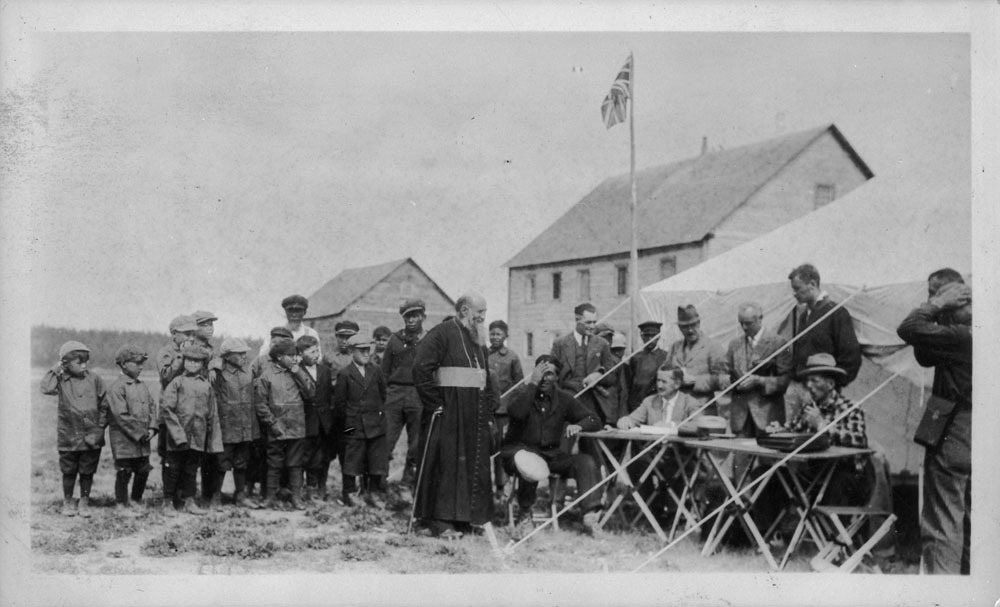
[304,259,454,356]
[505,126,872,360]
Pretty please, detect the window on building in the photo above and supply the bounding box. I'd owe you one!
[525,274,536,303]
[526,332,534,358]
[358,322,372,338]
[552,272,562,300]
[659,256,677,280]
[577,269,590,300]
[616,265,628,296]
[814,183,836,208]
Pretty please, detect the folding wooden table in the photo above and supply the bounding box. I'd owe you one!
[578,429,702,542]
[681,436,873,570]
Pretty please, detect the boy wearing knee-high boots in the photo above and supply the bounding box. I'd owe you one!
[107,345,157,515]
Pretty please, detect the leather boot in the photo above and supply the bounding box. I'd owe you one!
[181,497,207,515]
[264,467,283,510]
[61,497,77,517]
[131,470,149,504]
[77,496,93,518]
[288,467,306,510]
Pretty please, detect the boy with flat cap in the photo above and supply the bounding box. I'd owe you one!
[107,345,157,514]
[327,319,360,490]
[211,338,258,508]
[253,338,316,509]
[154,315,199,501]
[192,309,225,506]
[41,341,109,517]
[159,344,223,515]
[334,334,389,507]
[381,300,427,490]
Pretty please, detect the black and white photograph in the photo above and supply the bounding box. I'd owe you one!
[1,2,997,606]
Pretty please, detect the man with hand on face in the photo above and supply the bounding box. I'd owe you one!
[897,269,972,575]
[665,304,729,414]
[412,292,498,539]
[501,355,602,537]
[382,300,428,491]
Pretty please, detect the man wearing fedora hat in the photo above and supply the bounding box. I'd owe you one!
[665,304,729,413]
[784,352,873,506]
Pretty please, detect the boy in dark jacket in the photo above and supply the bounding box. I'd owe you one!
[107,345,157,514]
[298,335,336,502]
[159,345,223,515]
[333,335,388,507]
[253,338,316,510]
[40,341,109,517]
[212,338,258,508]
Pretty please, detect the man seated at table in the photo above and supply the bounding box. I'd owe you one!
[770,353,874,506]
[616,366,701,430]
[501,355,603,538]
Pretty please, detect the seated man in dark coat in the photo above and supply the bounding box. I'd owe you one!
[501,354,603,537]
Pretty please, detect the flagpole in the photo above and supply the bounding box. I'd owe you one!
[628,51,639,351]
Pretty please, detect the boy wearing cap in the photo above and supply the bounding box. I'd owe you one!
[40,341,109,517]
[107,345,157,513]
[253,339,316,509]
[297,335,336,502]
[192,310,225,506]
[327,320,360,487]
[211,338,258,508]
[247,326,295,501]
[333,335,389,507]
[381,301,426,489]
[156,315,198,485]
[159,345,224,515]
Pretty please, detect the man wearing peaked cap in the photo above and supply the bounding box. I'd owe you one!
[665,304,729,412]
[192,310,218,341]
[399,298,426,317]
[626,320,668,413]
[382,299,430,492]
[282,295,321,360]
[335,320,361,336]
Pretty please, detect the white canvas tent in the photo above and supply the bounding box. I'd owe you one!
[639,179,970,475]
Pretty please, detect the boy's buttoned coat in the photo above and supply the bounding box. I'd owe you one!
[333,362,387,439]
[304,361,335,437]
[107,374,156,459]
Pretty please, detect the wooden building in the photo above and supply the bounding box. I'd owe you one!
[304,258,455,354]
[504,124,873,358]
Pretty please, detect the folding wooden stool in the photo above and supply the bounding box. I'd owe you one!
[810,506,897,573]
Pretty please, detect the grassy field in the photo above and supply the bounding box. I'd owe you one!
[29,367,916,575]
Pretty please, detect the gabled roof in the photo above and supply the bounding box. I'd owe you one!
[305,257,451,319]
[505,124,872,269]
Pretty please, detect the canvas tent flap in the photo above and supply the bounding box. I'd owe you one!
[638,179,970,475]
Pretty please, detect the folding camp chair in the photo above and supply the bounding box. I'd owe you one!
[809,506,896,573]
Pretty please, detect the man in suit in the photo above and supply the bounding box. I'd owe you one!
[549,302,618,425]
[665,304,730,414]
[725,302,792,438]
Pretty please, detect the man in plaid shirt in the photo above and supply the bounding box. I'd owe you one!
[783,352,872,506]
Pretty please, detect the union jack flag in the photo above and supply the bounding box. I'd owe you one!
[601,54,632,129]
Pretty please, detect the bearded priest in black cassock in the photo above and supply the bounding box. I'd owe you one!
[412,292,499,538]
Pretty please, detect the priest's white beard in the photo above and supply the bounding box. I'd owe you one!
[459,315,488,346]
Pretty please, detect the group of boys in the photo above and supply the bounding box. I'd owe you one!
[41,296,423,516]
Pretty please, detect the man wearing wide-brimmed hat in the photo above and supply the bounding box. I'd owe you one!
[665,304,729,413]
[784,353,873,506]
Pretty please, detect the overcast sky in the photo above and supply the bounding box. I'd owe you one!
[11,31,970,338]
